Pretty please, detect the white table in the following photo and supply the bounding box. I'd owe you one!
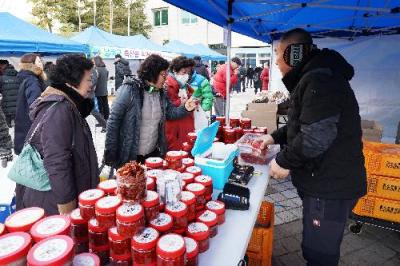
[199,164,270,266]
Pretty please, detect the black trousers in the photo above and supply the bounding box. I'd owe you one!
[299,192,357,266]
[97,96,110,120]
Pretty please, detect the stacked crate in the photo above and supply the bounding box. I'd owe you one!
[352,142,400,223]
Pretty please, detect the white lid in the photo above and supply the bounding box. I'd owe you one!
[166,151,181,157]
[186,183,205,192]
[146,169,163,177]
[73,254,97,265]
[163,170,180,180]
[158,234,185,252]
[146,157,163,164]
[184,237,198,254]
[96,196,120,209]
[70,209,83,220]
[188,222,208,233]
[98,179,117,189]
[198,210,217,222]
[182,158,194,164]
[145,190,159,202]
[195,175,212,183]
[206,201,224,210]
[133,227,158,243]
[181,191,195,201]
[35,217,67,235]
[80,189,104,200]
[6,208,44,228]
[180,173,194,181]
[186,166,201,173]
[150,213,172,227]
[0,235,27,257]
[117,203,143,216]
[166,202,187,213]
[33,238,69,262]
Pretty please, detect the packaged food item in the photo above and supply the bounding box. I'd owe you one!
[97,179,118,195]
[88,219,109,265]
[27,235,74,266]
[185,166,202,177]
[95,196,122,228]
[146,169,164,181]
[187,132,197,144]
[149,213,173,235]
[142,191,160,222]
[145,157,164,169]
[180,172,195,186]
[157,170,182,206]
[182,142,193,153]
[165,151,183,170]
[206,201,226,225]
[179,151,189,159]
[108,227,131,265]
[181,191,197,222]
[116,161,147,203]
[146,177,156,191]
[194,175,213,201]
[0,232,32,266]
[69,209,89,254]
[240,118,251,129]
[78,189,105,221]
[116,203,145,238]
[184,237,199,266]
[186,183,206,211]
[234,127,244,140]
[30,215,71,243]
[165,202,188,234]
[215,116,225,127]
[237,133,269,164]
[223,128,236,144]
[182,158,195,168]
[156,234,186,266]
[230,117,240,128]
[186,222,210,253]
[5,207,45,233]
[131,227,159,266]
[72,253,100,266]
[196,210,218,238]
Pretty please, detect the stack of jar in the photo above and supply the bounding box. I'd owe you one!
[215,116,269,143]
[182,132,197,154]
[165,151,186,172]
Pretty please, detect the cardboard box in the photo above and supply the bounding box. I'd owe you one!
[353,195,400,223]
[363,141,400,178]
[242,110,277,132]
[366,175,400,201]
[361,120,383,142]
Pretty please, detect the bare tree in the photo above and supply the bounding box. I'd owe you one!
[109,0,113,33]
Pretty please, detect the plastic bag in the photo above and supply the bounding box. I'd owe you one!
[194,105,209,132]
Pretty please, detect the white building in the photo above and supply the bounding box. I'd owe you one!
[144,0,272,67]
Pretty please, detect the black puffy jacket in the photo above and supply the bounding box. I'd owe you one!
[271,48,367,200]
[0,64,20,118]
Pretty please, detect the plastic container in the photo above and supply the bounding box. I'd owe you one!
[184,237,199,266]
[215,116,225,127]
[196,210,218,238]
[186,222,210,253]
[230,118,240,128]
[69,209,88,254]
[185,183,207,211]
[165,151,183,170]
[182,142,193,153]
[191,122,239,190]
[88,218,109,251]
[146,169,164,181]
[223,128,237,144]
[179,151,189,159]
[5,207,45,233]
[90,248,109,266]
[0,232,32,266]
[149,213,173,235]
[234,127,244,140]
[131,227,159,266]
[27,235,74,266]
[142,191,160,222]
[165,202,188,234]
[237,133,269,164]
[181,191,197,222]
[156,234,186,266]
[145,157,164,169]
[95,196,122,228]
[78,189,105,221]
[206,201,226,225]
[116,161,146,203]
[240,118,252,129]
[185,166,202,177]
[108,227,131,264]
[30,215,71,243]
[180,172,195,185]
[116,203,145,238]
[182,158,195,168]
[157,170,182,206]
[194,175,213,201]
[97,179,118,195]
[147,177,156,191]
[187,132,197,144]
[72,253,100,266]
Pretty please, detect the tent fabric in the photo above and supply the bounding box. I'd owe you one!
[162,40,226,60]
[164,0,400,43]
[191,43,226,60]
[0,12,88,55]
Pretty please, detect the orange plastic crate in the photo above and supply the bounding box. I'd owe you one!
[363,141,400,178]
[353,195,400,223]
[367,175,400,201]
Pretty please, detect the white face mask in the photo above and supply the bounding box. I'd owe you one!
[175,73,189,85]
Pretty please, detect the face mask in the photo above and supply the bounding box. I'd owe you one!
[175,73,189,85]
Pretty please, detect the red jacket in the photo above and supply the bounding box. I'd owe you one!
[212,64,238,98]
[260,68,269,91]
[165,75,194,151]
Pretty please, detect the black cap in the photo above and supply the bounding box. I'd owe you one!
[231,57,242,66]
[115,54,122,59]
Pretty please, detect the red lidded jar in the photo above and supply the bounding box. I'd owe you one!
[142,191,160,222]
[179,151,189,159]
[116,161,147,203]
[185,166,202,177]
[165,202,188,234]
[30,215,71,243]
[258,127,268,134]
[156,234,186,266]
[27,235,74,266]
[165,151,183,170]
[69,208,88,254]
[108,226,131,265]
[116,203,145,238]
[180,172,195,185]
[73,253,100,266]
[184,237,199,266]
[187,132,197,144]
[79,189,105,221]
[235,127,244,140]
[88,218,109,250]
[182,142,193,152]
[240,118,252,129]
[206,200,226,225]
[224,128,236,144]
[186,222,210,253]
[5,207,45,233]
[145,157,164,169]
[194,175,213,201]
[185,183,206,211]
[180,191,196,222]
[230,117,240,128]
[146,177,156,191]
[131,227,159,266]
[216,116,225,127]
[196,210,218,238]
[95,196,121,228]
[149,213,173,235]
[182,158,195,168]
[0,232,31,266]
[98,179,117,196]
[146,169,163,182]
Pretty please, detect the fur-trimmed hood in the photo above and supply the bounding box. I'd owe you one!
[19,62,47,81]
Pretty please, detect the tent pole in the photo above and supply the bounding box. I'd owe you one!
[225,0,233,126]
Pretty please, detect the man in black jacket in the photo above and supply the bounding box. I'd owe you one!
[114,54,132,91]
[0,62,20,126]
[260,28,366,266]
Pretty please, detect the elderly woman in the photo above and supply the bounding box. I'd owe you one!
[15,54,99,215]
[104,54,196,168]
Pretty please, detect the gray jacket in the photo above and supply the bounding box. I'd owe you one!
[104,77,190,168]
[95,66,109,97]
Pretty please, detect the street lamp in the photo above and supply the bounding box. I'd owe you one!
[126,0,134,36]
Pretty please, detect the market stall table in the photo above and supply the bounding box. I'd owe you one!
[199,163,270,265]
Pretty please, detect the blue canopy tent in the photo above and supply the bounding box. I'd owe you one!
[0,12,88,55]
[163,40,226,60]
[164,0,400,137]
[191,43,226,61]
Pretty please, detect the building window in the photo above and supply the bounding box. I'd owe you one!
[154,9,168,26]
[181,10,197,24]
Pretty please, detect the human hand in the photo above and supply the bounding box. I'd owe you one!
[259,134,275,150]
[184,98,198,111]
[269,159,290,179]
